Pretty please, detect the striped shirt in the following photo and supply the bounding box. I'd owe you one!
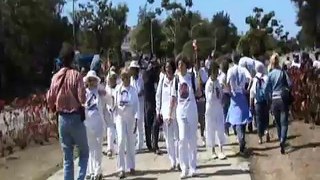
[47,67,86,113]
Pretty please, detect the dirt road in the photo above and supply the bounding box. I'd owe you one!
[0,141,62,180]
[248,121,320,180]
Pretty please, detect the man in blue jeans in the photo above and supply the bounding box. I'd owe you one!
[47,42,89,180]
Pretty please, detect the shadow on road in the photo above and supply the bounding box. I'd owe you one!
[287,142,320,153]
[197,163,231,170]
[196,169,250,178]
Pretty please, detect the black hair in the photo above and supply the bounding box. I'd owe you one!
[59,42,74,68]
[221,60,229,74]
[175,53,191,69]
[166,59,176,74]
[232,52,241,64]
[209,61,220,76]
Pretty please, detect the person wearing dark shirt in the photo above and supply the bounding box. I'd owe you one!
[144,60,162,154]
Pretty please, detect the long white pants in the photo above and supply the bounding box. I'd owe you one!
[177,117,197,173]
[136,99,145,150]
[163,119,179,167]
[115,119,135,171]
[106,124,116,152]
[86,129,103,176]
[205,109,226,147]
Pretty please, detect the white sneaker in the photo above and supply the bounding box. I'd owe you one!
[189,169,196,177]
[201,137,206,146]
[180,171,188,179]
[212,152,218,159]
[218,152,227,160]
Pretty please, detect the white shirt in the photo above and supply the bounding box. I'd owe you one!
[130,76,144,98]
[114,85,139,121]
[292,61,301,68]
[250,73,268,104]
[313,60,320,69]
[217,71,230,93]
[227,64,251,94]
[205,59,211,70]
[84,88,106,135]
[156,76,174,119]
[205,78,223,107]
[199,67,208,84]
[171,72,198,118]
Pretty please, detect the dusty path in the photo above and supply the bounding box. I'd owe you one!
[248,121,320,180]
[48,137,251,180]
[0,141,62,180]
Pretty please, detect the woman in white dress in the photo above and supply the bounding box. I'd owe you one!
[104,71,118,157]
[169,54,201,178]
[83,70,107,180]
[129,61,145,151]
[156,60,179,171]
[205,61,227,160]
[113,68,139,179]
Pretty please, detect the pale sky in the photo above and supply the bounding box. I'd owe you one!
[63,0,300,36]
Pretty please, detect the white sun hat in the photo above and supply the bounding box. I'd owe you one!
[129,60,140,68]
[83,70,101,83]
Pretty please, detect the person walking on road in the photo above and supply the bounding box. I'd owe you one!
[129,61,145,152]
[170,54,201,178]
[83,70,107,180]
[156,60,180,171]
[225,53,252,155]
[47,42,89,180]
[113,68,139,179]
[205,61,227,160]
[266,53,292,154]
[104,71,118,157]
[250,63,270,144]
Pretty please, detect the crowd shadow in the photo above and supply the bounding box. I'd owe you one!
[102,163,233,179]
[196,169,250,178]
[247,134,301,152]
[197,163,231,170]
[287,142,320,153]
[268,134,301,143]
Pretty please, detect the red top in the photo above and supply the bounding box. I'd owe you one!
[47,68,86,113]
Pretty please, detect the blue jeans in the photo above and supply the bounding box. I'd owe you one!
[59,113,89,180]
[271,99,289,144]
[235,124,246,152]
[255,102,269,138]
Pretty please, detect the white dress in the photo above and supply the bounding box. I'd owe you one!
[155,75,179,167]
[130,76,144,150]
[84,88,107,176]
[105,85,118,152]
[113,85,139,171]
[205,78,226,147]
[171,72,198,175]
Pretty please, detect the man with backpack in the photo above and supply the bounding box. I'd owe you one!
[250,63,270,144]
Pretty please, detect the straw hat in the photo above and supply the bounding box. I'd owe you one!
[83,70,101,83]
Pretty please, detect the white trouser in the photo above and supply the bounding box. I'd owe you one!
[115,118,135,171]
[205,113,226,147]
[163,119,179,167]
[106,124,116,152]
[136,99,145,150]
[86,129,103,176]
[177,117,197,173]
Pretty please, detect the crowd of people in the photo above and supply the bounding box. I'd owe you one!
[1,40,319,180]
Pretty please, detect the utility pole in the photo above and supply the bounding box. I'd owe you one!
[150,19,154,55]
[73,0,76,48]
